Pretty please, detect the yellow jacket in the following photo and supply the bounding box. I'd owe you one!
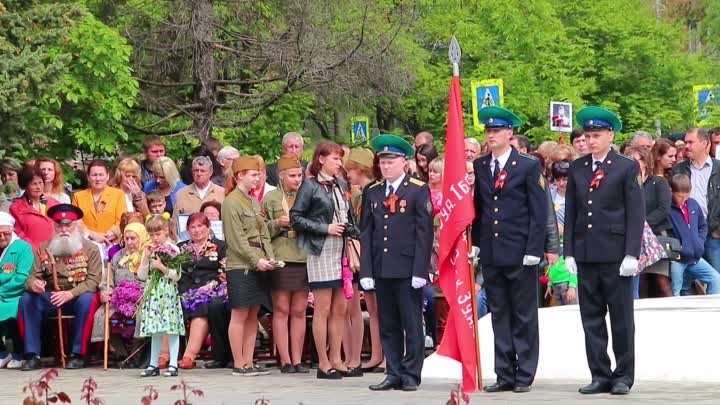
[71,186,127,237]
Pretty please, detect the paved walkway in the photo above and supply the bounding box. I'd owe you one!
[1,368,717,405]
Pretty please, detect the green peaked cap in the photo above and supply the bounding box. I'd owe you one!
[576,106,622,132]
[478,106,523,129]
[371,134,414,158]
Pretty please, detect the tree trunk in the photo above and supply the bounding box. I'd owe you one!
[190,0,216,141]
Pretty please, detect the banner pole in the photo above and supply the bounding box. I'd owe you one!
[466,231,482,389]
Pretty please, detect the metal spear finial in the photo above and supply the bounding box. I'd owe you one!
[449,35,461,76]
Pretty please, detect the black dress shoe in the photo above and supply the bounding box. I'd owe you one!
[340,367,363,377]
[280,363,296,374]
[579,381,612,394]
[610,382,630,395]
[203,360,227,369]
[401,381,418,392]
[293,363,310,373]
[483,382,514,393]
[369,378,401,391]
[317,368,342,380]
[513,385,531,393]
[65,354,85,369]
[21,356,42,371]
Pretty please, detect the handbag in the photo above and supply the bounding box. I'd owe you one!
[346,238,361,273]
[656,235,682,261]
[639,222,668,271]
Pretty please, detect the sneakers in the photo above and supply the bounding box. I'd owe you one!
[232,365,270,376]
[7,359,23,369]
[0,353,12,368]
[251,365,271,376]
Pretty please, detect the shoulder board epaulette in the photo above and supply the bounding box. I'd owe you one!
[616,153,634,162]
[518,152,537,160]
[409,177,426,186]
[368,181,382,189]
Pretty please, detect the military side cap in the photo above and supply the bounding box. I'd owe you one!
[47,204,83,225]
[232,156,261,175]
[346,147,375,169]
[371,134,414,158]
[277,155,302,172]
[478,106,523,129]
[576,106,622,132]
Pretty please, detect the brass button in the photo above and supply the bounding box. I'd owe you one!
[493,220,498,225]
[588,212,592,216]
[494,208,498,212]
[588,224,593,229]
[494,232,499,237]
[383,248,388,253]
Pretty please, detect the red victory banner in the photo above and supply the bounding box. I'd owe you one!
[436,36,481,394]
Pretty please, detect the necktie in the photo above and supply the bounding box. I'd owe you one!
[387,184,394,197]
[594,160,602,172]
[493,159,500,179]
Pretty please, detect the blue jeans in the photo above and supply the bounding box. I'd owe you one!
[476,289,488,319]
[703,237,720,273]
[670,259,720,296]
[633,275,640,300]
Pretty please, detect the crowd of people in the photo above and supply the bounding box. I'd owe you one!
[0,115,718,392]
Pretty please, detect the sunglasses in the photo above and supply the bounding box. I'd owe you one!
[553,161,570,170]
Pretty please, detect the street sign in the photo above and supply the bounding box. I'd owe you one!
[471,79,504,130]
[351,116,370,144]
[694,84,720,124]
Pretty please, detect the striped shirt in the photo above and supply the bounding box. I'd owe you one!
[689,156,713,218]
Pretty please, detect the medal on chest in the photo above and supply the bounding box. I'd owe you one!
[64,252,89,284]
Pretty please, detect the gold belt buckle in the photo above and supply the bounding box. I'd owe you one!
[288,230,297,239]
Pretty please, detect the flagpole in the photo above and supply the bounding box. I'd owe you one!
[449,35,483,390]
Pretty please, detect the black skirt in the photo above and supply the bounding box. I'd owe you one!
[226,268,271,309]
[271,262,309,292]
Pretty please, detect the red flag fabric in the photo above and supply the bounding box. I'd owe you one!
[436,75,479,393]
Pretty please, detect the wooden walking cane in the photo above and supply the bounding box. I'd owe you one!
[47,250,66,368]
[103,262,111,370]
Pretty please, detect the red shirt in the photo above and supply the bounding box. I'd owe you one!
[680,201,690,225]
[9,195,60,253]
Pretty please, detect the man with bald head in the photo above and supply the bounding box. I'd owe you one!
[414,132,434,150]
[266,132,308,187]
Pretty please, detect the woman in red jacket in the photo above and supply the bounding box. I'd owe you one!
[8,166,60,252]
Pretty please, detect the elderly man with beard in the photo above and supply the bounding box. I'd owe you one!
[18,204,102,370]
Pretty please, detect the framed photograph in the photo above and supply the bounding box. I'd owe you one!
[550,101,573,133]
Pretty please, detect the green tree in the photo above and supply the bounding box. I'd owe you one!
[0,0,138,160]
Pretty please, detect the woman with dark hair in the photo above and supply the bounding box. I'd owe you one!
[625,145,673,298]
[35,158,70,204]
[290,141,359,380]
[177,212,227,369]
[414,144,438,182]
[9,166,60,252]
[72,159,128,246]
[0,158,22,212]
[651,138,677,180]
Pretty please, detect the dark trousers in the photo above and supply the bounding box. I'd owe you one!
[206,298,232,363]
[0,318,23,354]
[483,265,539,387]
[19,292,97,356]
[577,262,635,387]
[375,277,424,386]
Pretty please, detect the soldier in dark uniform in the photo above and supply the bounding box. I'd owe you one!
[472,106,547,393]
[564,106,644,395]
[19,204,102,370]
[359,134,433,392]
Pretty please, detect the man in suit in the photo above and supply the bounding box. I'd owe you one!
[564,106,645,395]
[471,107,547,393]
[359,134,433,392]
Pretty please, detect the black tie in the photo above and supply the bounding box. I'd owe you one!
[387,184,394,197]
[493,159,500,179]
[594,160,602,172]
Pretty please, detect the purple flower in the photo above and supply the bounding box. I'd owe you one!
[110,280,144,318]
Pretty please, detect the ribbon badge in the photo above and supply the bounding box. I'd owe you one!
[590,170,605,190]
[2,263,15,274]
[384,194,400,214]
[494,170,508,190]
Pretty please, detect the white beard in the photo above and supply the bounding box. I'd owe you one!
[48,233,84,257]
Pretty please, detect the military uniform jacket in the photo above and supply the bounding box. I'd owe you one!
[221,188,274,270]
[262,188,307,263]
[359,175,433,280]
[472,148,547,267]
[26,239,102,297]
[564,151,645,263]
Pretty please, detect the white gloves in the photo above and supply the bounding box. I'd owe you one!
[360,277,375,290]
[565,256,578,275]
[411,277,427,289]
[619,255,639,277]
[522,255,541,266]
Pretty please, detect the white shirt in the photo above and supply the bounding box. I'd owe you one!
[490,147,513,174]
[591,152,609,170]
[385,175,405,197]
[690,156,713,217]
[194,182,213,200]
